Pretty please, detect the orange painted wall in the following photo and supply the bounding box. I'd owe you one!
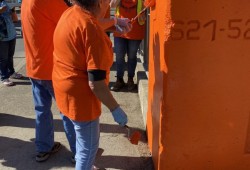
[147,0,250,169]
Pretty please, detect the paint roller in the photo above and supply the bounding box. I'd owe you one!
[124,125,142,145]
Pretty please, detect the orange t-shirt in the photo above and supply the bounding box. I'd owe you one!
[114,0,145,40]
[21,0,68,80]
[52,5,113,121]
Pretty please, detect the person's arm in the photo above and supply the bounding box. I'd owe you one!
[98,18,116,31]
[87,70,128,126]
[99,17,132,34]
[89,79,119,111]
[110,0,120,8]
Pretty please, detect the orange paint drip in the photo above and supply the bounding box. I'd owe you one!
[130,131,141,145]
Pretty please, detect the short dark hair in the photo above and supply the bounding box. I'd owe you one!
[74,0,99,10]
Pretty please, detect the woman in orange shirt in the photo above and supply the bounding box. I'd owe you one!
[21,0,131,163]
[53,0,128,169]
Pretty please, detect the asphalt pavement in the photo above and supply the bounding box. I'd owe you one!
[0,22,154,170]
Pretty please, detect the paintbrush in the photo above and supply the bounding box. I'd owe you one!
[130,0,156,24]
[124,125,142,145]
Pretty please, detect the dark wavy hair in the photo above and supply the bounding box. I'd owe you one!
[74,0,99,10]
[64,0,73,7]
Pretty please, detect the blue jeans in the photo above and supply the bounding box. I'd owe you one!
[114,37,142,79]
[71,118,100,170]
[0,39,16,80]
[30,78,76,154]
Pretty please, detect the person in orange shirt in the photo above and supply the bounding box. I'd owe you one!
[111,0,146,92]
[53,0,128,169]
[21,0,76,162]
[21,0,131,163]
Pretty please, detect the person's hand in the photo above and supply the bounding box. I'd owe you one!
[116,18,132,33]
[117,18,130,27]
[111,106,128,126]
[115,25,132,34]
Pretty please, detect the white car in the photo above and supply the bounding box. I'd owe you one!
[5,0,21,8]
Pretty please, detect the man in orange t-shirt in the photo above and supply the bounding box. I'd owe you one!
[111,0,146,92]
[21,0,76,162]
[21,0,131,163]
[53,1,128,169]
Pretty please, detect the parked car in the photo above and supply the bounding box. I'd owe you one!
[5,0,21,8]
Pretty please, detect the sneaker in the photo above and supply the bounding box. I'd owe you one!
[92,165,99,170]
[2,79,15,86]
[70,156,97,168]
[10,72,23,79]
[110,78,125,91]
[36,142,62,162]
[71,156,98,169]
[127,78,136,91]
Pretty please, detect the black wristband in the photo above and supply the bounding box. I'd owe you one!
[87,70,106,81]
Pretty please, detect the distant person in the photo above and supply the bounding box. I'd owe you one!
[0,0,23,86]
[110,0,146,92]
[52,0,129,169]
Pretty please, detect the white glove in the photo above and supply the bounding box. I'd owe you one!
[115,18,132,34]
[117,18,130,27]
